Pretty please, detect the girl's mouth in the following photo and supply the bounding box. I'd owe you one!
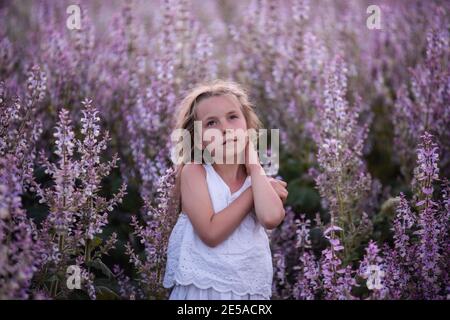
[223,137,238,145]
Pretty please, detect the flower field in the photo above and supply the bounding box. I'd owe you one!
[0,0,449,300]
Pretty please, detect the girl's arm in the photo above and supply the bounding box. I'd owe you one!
[180,163,254,247]
[245,141,286,230]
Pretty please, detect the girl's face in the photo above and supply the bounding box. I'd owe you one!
[195,95,248,162]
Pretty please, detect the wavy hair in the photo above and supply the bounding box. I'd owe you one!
[169,79,263,215]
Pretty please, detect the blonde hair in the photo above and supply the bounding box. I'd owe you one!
[169,79,263,214]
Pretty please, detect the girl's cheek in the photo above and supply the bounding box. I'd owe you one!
[202,133,219,151]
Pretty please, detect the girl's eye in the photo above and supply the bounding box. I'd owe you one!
[206,120,216,127]
[230,115,238,119]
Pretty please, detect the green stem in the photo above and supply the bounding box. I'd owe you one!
[85,238,91,264]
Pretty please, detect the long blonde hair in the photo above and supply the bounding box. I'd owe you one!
[170,79,262,214]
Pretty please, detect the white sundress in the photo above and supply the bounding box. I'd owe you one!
[163,163,273,300]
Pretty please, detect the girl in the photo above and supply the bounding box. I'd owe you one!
[163,80,288,300]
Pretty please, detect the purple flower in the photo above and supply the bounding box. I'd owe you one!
[30,99,126,299]
[413,132,442,298]
[0,155,40,299]
[311,56,373,263]
[125,167,179,299]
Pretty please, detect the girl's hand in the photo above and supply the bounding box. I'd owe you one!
[269,178,288,204]
[244,137,262,175]
[244,137,288,203]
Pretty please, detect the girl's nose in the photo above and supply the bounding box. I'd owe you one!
[222,128,234,138]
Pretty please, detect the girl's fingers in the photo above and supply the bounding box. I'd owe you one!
[277,185,288,194]
[271,183,279,193]
[280,192,288,204]
[280,189,287,203]
[268,177,287,187]
[268,177,289,204]
[272,183,287,193]
[273,178,287,187]
[278,180,287,187]
[273,184,288,201]
[269,178,288,204]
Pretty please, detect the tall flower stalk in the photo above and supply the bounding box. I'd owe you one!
[31,99,126,299]
[311,56,373,263]
[125,167,179,299]
[0,155,42,299]
[393,16,450,180]
[0,0,449,300]
[376,132,448,299]
[412,132,444,298]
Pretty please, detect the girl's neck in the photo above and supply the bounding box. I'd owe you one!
[212,163,247,184]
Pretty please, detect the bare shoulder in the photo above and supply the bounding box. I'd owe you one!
[180,163,210,213]
[180,162,206,184]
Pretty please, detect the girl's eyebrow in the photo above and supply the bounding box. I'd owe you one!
[204,111,238,121]
[203,115,216,123]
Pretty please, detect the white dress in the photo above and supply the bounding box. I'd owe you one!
[163,163,273,300]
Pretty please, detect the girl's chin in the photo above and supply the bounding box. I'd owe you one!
[210,150,245,164]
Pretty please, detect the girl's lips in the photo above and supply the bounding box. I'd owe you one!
[223,138,238,145]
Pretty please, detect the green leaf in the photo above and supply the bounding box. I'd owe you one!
[287,182,321,212]
[91,236,103,249]
[86,258,114,279]
[46,274,59,283]
[95,286,120,300]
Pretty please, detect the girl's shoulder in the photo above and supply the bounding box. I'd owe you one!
[180,162,207,184]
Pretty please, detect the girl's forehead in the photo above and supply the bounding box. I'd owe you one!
[195,94,242,119]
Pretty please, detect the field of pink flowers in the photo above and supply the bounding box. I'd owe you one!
[0,0,449,300]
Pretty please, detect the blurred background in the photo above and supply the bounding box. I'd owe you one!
[0,0,448,300]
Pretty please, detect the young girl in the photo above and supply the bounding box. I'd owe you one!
[163,80,288,300]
